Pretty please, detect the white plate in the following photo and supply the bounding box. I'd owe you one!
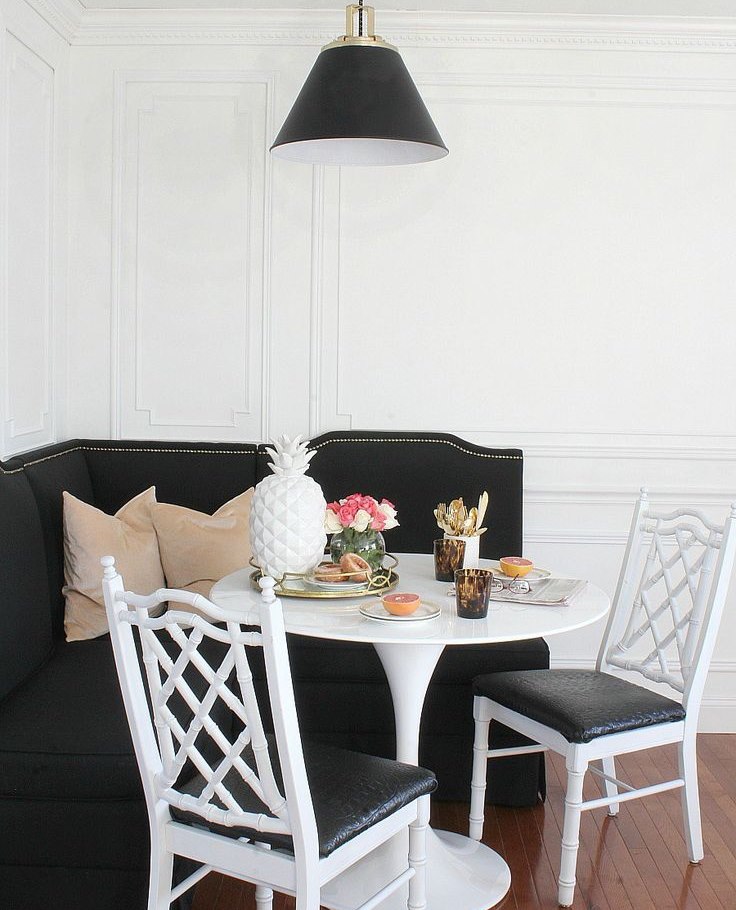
[359,600,442,622]
[304,575,369,593]
[487,561,551,583]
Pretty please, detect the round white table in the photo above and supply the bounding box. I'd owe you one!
[211,554,610,910]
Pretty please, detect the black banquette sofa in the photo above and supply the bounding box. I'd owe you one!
[0,430,548,909]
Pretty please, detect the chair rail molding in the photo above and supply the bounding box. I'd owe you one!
[110,69,274,442]
[20,4,736,50]
[524,485,736,506]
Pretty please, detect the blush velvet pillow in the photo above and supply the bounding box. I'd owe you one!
[151,488,254,599]
[63,487,165,642]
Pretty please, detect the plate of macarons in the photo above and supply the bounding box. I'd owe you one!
[305,555,374,591]
[360,592,441,622]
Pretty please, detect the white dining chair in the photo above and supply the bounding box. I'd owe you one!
[467,490,736,907]
[101,557,435,910]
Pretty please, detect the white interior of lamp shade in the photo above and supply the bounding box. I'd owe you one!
[271,138,449,166]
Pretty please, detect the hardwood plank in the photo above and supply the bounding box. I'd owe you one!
[190,735,736,910]
[631,746,724,910]
[545,753,620,910]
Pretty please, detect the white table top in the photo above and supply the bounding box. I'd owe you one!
[211,553,610,646]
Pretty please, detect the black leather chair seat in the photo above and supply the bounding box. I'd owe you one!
[473,669,686,745]
[171,740,437,856]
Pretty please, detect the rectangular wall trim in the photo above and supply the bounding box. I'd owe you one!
[111,69,274,442]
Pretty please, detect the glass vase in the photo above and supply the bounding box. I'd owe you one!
[329,529,386,573]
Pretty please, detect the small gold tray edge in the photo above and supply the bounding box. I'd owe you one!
[249,564,400,600]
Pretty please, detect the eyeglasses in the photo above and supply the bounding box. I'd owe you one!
[491,577,531,595]
[448,577,531,596]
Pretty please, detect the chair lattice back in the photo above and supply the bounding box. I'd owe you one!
[139,611,289,834]
[102,561,297,840]
[602,494,736,702]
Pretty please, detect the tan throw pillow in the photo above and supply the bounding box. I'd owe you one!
[152,488,254,599]
[63,487,165,642]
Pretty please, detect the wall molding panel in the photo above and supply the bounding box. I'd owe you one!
[1,32,55,455]
[111,70,274,441]
[313,72,736,464]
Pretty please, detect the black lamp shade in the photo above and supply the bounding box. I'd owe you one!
[271,44,448,166]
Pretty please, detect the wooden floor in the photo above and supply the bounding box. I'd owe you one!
[191,734,736,910]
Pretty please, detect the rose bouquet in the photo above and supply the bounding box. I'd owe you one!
[324,494,399,573]
[324,494,399,534]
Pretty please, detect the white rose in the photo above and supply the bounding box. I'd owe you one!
[378,502,399,530]
[353,509,372,532]
[324,509,343,533]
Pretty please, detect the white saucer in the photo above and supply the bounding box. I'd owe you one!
[488,561,551,583]
[359,600,442,622]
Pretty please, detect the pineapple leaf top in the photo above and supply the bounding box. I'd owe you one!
[266,434,316,476]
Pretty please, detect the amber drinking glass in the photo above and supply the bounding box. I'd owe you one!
[454,568,494,619]
[433,537,466,582]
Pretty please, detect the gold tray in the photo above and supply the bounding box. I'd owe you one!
[249,557,399,600]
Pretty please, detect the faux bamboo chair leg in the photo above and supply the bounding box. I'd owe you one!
[558,749,588,908]
[678,735,704,863]
[601,756,619,816]
[408,794,430,910]
[254,842,274,910]
[255,885,274,910]
[469,696,492,841]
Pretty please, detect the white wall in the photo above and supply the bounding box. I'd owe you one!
[0,0,68,456]
[6,3,736,728]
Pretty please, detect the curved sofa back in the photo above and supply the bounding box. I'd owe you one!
[6,440,260,641]
[0,431,523,686]
[307,431,523,559]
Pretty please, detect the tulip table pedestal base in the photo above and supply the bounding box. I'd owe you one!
[320,827,510,910]
[321,641,511,910]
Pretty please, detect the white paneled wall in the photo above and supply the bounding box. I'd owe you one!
[112,71,271,440]
[0,0,67,456]
[4,2,736,727]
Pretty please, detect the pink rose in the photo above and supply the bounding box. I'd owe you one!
[338,502,358,526]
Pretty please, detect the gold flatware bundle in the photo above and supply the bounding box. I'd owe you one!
[434,491,489,537]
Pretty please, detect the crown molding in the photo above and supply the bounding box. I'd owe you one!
[21,4,736,50]
[24,0,83,42]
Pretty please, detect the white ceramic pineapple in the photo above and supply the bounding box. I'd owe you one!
[250,435,327,579]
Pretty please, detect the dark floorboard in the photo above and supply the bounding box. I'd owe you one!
[191,734,736,910]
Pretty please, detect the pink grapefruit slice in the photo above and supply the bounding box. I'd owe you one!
[499,556,534,578]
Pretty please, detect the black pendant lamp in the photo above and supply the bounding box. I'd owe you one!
[271,2,448,166]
